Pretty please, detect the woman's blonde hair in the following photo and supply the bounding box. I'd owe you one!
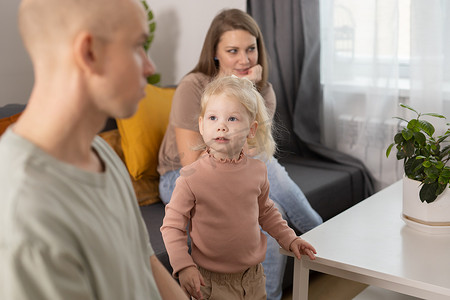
[200,76,276,159]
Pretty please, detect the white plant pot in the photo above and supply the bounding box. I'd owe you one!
[402,176,450,234]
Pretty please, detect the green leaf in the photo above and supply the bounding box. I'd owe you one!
[436,183,447,196]
[413,131,426,145]
[148,35,154,45]
[437,133,450,143]
[423,177,436,184]
[429,157,439,164]
[422,112,446,119]
[394,132,404,144]
[438,175,448,185]
[441,168,450,178]
[404,140,416,157]
[407,119,420,132]
[141,1,156,49]
[386,143,394,157]
[150,22,156,33]
[412,163,424,173]
[419,182,439,203]
[147,73,161,85]
[418,120,435,137]
[435,161,445,169]
[397,151,406,160]
[422,160,431,168]
[405,157,423,176]
[399,103,419,115]
[402,128,414,141]
[424,165,439,179]
[393,116,409,123]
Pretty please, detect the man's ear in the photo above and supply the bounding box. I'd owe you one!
[73,31,104,74]
[248,120,258,139]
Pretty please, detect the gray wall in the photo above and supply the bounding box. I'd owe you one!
[0,1,33,106]
[148,0,246,86]
[0,0,246,107]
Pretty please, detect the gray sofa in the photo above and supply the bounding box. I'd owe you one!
[0,103,367,291]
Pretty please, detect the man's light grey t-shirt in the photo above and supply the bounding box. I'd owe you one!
[0,129,162,300]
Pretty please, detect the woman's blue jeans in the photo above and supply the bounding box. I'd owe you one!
[159,157,323,300]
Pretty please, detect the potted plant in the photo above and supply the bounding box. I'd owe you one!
[386,103,450,232]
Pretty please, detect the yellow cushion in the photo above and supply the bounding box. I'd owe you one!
[116,84,174,180]
[99,129,160,205]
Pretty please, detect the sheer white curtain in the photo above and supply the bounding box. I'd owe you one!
[320,0,450,191]
[409,1,450,115]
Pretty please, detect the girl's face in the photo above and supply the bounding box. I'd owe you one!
[215,29,258,78]
[199,93,257,161]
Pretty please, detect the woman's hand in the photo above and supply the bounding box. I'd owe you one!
[178,266,205,300]
[242,64,262,84]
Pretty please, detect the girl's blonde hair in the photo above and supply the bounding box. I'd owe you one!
[200,76,276,159]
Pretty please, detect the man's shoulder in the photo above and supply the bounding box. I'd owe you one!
[0,167,75,250]
[0,129,39,183]
[93,135,118,159]
[0,128,29,155]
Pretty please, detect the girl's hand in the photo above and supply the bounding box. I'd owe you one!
[243,64,262,84]
[178,266,205,299]
[289,238,317,260]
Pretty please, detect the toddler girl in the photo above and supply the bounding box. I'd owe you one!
[161,76,316,300]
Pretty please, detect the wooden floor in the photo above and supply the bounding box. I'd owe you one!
[281,272,368,300]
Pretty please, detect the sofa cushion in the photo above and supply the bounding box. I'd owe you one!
[117,84,174,181]
[279,156,365,222]
[0,112,22,135]
[0,104,25,118]
[140,202,173,274]
[99,129,160,205]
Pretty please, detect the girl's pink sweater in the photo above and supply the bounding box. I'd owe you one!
[161,153,298,276]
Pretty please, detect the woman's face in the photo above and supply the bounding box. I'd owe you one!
[215,29,258,78]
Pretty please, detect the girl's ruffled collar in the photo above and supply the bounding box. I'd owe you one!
[206,148,245,164]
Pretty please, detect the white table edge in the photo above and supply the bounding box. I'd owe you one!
[280,248,450,299]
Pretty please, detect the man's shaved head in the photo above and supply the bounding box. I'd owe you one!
[16,0,152,122]
[18,0,144,61]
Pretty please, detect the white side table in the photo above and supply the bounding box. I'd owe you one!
[281,181,450,300]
